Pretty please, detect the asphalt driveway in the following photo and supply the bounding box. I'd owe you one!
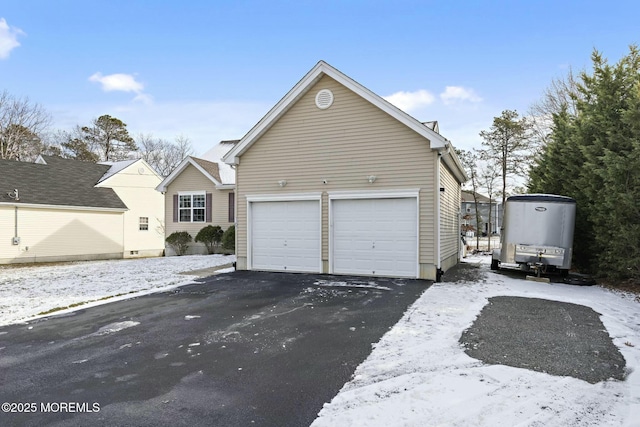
[0,271,428,427]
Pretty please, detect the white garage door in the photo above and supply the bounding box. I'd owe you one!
[250,200,321,273]
[332,198,417,278]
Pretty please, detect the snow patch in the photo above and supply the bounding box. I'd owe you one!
[313,280,391,291]
[0,254,235,326]
[312,256,640,427]
[91,321,140,337]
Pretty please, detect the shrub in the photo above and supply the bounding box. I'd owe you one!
[166,231,192,256]
[195,225,223,254]
[221,225,235,252]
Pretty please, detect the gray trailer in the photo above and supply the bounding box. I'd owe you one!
[491,194,576,276]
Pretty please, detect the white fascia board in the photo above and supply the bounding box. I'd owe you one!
[223,62,328,165]
[0,202,127,212]
[97,158,163,188]
[222,60,448,165]
[155,157,221,192]
[327,189,420,200]
[246,192,322,202]
[439,146,469,183]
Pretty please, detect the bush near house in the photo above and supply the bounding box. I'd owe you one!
[195,225,224,254]
[222,225,235,252]
[166,231,192,256]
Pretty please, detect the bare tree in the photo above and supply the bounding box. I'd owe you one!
[458,149,483,251]
[0,90,51,161]
[528,68,581,148]
[477,158,499,251]
[136,133,193,177]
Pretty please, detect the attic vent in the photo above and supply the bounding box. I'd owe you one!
[315,89,334,109]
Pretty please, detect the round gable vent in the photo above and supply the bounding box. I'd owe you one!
[315,89,334,109]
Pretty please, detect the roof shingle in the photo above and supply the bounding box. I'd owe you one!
[0,156,127,209]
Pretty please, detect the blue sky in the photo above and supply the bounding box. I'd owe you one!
[1,0,638,156]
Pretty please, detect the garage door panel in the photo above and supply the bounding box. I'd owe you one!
[332,198,417,278]
[251,200,320,273]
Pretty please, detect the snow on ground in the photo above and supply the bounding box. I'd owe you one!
[312,254,640,427]
[0,255,235,326]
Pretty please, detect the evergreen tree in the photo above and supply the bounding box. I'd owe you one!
[528,45,640,280]
[80,115,137,161]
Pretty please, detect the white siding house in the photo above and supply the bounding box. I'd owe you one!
[0,156,164,264]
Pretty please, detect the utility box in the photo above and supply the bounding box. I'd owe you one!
[12,237,20,245]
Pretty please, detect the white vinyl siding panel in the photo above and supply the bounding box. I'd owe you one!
[0,206,123,263]
[250,200,320,272]
[332,198,417,277]
[101,161,165,255]
[235,75,436,271]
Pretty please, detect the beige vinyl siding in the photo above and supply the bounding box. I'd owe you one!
[236,75,437,275]
[98,161,165,256]
[164,164,233,254]
[0,205,123,264]
[439,162,461,269]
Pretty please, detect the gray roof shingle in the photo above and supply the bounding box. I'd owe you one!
[0,156,127,209]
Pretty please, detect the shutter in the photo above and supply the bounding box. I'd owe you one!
[228,192,235,222]
[206,193,212,222]
[173,194,178,222]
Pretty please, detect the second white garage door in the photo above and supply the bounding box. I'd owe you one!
[332,197,418,278]
[250,200,321,273]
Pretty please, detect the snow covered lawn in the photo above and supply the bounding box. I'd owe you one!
[312,255,640,427]
[0,255,235,326]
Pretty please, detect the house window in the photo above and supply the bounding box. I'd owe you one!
[228,192,235,222]
[179,192,206,222]
[139,217,149,231]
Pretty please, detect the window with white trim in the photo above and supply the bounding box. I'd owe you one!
[139,217,149,231]
[179,192,206,222]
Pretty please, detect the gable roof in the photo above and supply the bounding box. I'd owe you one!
[155,156,227,193]
[201,140,238,185]
[96,158,163,186]
[0,156,127,210]
[222,60,467,182]
[97,159,138,183]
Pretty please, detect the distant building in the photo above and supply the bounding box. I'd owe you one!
[461,191,502,236]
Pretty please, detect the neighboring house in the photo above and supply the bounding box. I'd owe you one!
[461,190,502,236]
[0,155,164,264]
[222,61,467,281]
[156,142,236,255]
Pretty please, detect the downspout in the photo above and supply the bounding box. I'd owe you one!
[435,143,453,282]
[436,152,442,282]
[14,206,19,241]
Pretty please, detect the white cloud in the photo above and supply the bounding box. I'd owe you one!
[89,72,145,93]
[440,86,483,105]
[0,18,24,59]
[383,89,435,112]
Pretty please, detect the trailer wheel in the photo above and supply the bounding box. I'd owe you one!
[490,259,499,271]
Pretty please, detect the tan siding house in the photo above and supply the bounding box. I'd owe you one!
[0,156,164,264]
[224,61,467,281]
[156,151,235,255]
